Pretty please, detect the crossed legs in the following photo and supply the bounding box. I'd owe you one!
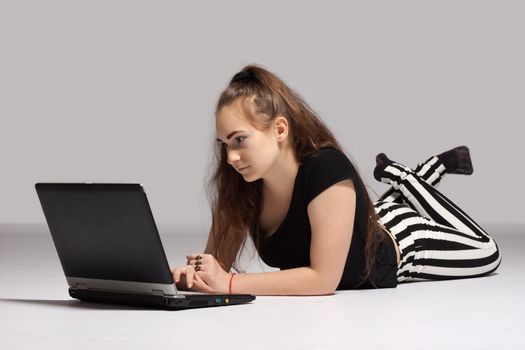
[372,150,502,283]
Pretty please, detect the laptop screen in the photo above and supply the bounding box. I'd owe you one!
[35,183,174,285]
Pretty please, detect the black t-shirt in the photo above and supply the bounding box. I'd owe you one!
[252,147,398,289]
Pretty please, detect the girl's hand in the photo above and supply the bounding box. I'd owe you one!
[184,253,232,294]
[171,265,213,293]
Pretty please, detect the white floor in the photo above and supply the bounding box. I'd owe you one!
[1,223,524,350]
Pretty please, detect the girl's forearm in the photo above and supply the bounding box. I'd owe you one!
[231,267,335,296]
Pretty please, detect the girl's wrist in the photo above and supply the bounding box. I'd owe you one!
[229,272,236,294]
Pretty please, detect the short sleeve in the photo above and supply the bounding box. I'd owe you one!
[303,147,357,205]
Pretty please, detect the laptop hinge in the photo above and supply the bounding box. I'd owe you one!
[151,289,165,296]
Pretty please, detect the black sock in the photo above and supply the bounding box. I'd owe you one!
[436,146,473,175]
[374,153,395,181]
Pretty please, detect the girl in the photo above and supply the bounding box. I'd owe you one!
[170,64,502,295]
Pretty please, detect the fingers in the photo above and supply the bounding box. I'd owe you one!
[191,273,214,293]
[171,266,196,289]
[186,266,195,288]
[172,267,183,283]
[171,266,215,293]
[187,254,208,274]
[173,254,209,290]
[186,253,207,264]
[171,267,186,286]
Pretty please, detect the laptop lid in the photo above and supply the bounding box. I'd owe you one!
[35,183,180,297]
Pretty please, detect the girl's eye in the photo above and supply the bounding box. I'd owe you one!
[235,136,246,144]
[219,136,246,148]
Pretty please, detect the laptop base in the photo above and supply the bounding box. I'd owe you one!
[69,288,256,310]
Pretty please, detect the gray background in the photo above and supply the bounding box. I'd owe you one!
[1,0,523,230]
[1,3,524,348]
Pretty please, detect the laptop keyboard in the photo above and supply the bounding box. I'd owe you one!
[177,291,207,295]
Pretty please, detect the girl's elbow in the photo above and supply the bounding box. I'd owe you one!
[315,288,336,296]
[316,283,337,295]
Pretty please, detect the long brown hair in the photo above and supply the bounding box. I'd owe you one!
[204,63,388,288]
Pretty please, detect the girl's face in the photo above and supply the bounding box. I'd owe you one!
[216,98,286,182]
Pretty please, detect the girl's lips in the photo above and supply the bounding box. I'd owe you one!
[238,166,249,172]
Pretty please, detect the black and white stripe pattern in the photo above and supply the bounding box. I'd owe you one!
[373,155,502,283]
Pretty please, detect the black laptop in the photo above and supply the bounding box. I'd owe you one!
[35,183,255,310]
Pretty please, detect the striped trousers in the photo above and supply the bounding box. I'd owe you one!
[373,154,502,283]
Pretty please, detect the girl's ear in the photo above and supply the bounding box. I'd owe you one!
[274,116,289,141]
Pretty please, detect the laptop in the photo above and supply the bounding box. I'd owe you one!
[35,182,255,310]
